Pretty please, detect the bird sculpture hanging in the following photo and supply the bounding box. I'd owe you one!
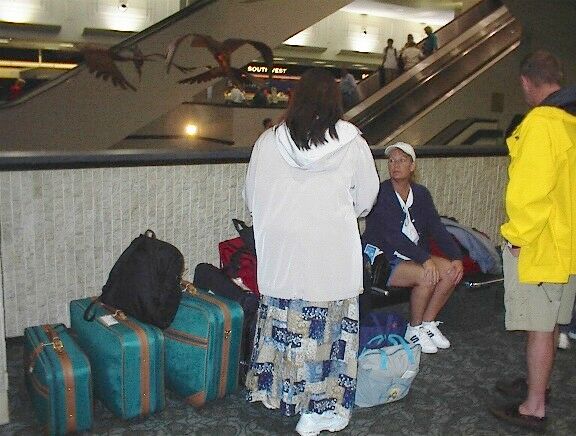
[80,33,273,91]
[81,45,155,91]
[166,33,274,86]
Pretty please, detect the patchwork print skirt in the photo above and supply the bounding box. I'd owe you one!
[245,295,359,418]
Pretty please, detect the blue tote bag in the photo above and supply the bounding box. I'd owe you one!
[355,334,421,407]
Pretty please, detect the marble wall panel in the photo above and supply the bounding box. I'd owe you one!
[0,156,507,337]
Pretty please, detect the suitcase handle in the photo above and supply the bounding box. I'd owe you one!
[83,296,101,322]
[44,324,65,353]
[181,279,197,295]
[48,337,64,353]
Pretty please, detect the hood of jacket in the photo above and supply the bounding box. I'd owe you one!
[541,85,576,115]
[274,120,362,171]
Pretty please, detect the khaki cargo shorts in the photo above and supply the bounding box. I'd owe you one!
[503,246,576,332]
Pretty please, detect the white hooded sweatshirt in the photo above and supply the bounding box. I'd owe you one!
[244,120,379,301]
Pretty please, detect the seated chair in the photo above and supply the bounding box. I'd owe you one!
[360,253,503,317]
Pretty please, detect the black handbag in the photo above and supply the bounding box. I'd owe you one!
[84,230,184,329]
[371,254,393,293]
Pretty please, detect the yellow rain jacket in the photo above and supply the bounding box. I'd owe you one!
[501,106,576,284]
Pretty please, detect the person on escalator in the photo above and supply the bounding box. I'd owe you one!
[380,38,399,86]
[8,78,26,101]
[421,25,438,57]
[400,41,422,71]
[339,68,360,111]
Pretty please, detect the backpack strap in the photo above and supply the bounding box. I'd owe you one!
[83,296,102,321]
[232,219,255,254]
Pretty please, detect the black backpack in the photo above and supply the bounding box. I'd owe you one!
[84,230,184,329]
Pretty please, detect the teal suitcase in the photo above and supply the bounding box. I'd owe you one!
[164,285,243,406]
[69,297,165,419]
[24,324,93,435]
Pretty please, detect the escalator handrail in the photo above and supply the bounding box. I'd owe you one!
[428,118,499,145]
[429,0,504,49]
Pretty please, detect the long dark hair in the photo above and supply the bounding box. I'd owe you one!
[284,68,343,150]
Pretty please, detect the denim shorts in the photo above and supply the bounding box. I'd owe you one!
[386,257,403,287]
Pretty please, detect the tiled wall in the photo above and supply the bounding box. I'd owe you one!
[0,155,508,337]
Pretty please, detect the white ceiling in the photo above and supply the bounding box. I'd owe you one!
[342,0,458,25]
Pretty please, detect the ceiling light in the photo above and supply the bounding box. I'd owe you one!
[0,38,9,44]
[59,43,74,48]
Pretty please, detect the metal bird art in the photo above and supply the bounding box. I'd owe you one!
[80,45,163,91]
[166,33,274,87]
[80,33,273,91]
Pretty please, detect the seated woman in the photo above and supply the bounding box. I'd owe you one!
[362,142,464,354]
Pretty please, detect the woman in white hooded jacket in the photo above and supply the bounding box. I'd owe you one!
[244,68,379,436]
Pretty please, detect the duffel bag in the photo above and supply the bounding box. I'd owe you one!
[219,219,259,294]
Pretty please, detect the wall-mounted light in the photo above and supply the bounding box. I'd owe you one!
[185,124,198,136]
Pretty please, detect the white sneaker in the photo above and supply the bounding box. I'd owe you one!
[568,331,576,340]
[422,321,451,349]
[295,412,349,436]
[558,332,571,350]
[405,324,438,354]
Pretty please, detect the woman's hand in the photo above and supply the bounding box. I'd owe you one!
[422,259,439,285]
[448,259,464,285]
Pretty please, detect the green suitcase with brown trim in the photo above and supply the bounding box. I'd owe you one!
[164,285,243,406]
[24,324,93,435]
[69,297,165,419]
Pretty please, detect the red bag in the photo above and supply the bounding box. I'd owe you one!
[219,237,259,295]
[429,237,480,275]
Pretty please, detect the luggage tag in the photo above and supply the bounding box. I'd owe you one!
[98,314,119,326]
[364,244,383,265]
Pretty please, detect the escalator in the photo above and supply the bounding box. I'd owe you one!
[348,0,521,146]
[0,0,350,151]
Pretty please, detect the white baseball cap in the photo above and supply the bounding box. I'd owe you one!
[384,142,416,162]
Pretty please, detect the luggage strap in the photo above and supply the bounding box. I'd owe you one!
[194,292,232,398]
[96,300,151,415]
[43,325,78,433]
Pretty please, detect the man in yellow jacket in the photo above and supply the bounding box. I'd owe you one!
[490,50,576,432]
